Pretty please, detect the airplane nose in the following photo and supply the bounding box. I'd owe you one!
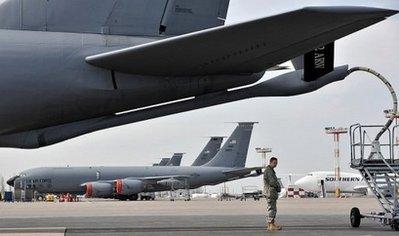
[6,175,19,187]
[294,178,304,187]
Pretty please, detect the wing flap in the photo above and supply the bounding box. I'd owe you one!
[86,6,397,76]
[138,175,190,183]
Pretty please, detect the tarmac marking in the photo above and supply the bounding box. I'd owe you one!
[62,225,392,233]
[0,227,66,235]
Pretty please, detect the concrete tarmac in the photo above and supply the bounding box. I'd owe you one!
[0,198,396,235]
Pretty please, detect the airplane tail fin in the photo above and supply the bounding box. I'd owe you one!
[191,137,224,166]
[205,123,256,168]
[167,153,184,166]
[292,42,335,82]
[158,158,171,166]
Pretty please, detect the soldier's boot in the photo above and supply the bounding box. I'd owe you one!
[272,222,282,230]
[267,222,282,231]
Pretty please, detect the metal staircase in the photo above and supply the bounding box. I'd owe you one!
[350,124,399,230]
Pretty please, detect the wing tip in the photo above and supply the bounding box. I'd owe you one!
[302,6,398,18]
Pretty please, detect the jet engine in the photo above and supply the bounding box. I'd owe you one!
[84,182,113,198]
[115,179,144,195]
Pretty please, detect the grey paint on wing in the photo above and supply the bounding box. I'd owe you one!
[191,137,224,166]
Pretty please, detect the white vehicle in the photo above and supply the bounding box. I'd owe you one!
[294,171,368,195]
[191,193,211,199]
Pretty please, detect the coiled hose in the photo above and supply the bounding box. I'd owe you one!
[346,67,398,142]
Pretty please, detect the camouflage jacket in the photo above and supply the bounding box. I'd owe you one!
[263,165,281,199]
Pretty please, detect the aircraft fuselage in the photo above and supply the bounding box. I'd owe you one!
[12,166,249,194]
[0,29,262,134]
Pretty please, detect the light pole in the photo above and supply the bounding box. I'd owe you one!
[325,127,348,198]
[256,147,273,167]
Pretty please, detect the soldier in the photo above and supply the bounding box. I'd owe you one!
[264,157,282,230]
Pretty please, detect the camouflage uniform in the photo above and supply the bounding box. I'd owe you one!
[263,165,281,223]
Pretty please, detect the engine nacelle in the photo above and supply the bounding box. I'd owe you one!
[84,182,113,198]
[115,179,144,195]
[157,179,185,189]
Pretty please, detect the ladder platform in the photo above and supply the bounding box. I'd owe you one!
[350,124,399,229]
[351,159,399,170]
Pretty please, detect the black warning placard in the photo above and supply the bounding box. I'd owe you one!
[304,42,334,82]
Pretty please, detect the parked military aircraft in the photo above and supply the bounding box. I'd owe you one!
[0,0,396,149]
[8,123,261,200]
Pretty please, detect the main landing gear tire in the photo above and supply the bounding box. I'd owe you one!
[129,194,139,201]
[391,220,399,231]
[350,207,361,228]
[117,195,129,201]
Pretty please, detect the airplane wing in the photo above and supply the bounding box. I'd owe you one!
[86,6,396,76]
[137,175,190,183]
[223,167,263,176]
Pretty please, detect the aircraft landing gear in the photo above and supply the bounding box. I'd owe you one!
[184,180,191,202]
[350,207,361,228]
[392,220,399,231]
[129,194,138,201]
[117,195,128,201]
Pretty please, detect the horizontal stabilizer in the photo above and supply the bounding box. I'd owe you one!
[86,6,397,76]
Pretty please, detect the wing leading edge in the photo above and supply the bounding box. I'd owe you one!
[86,6,398,76]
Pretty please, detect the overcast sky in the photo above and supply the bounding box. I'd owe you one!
[0,0,398,193]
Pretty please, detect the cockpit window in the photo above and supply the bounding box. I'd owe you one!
[307,173,313,176]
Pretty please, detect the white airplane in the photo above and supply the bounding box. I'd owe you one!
[294,171,368,195]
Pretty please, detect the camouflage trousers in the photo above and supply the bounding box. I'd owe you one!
[266,198,277,223]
